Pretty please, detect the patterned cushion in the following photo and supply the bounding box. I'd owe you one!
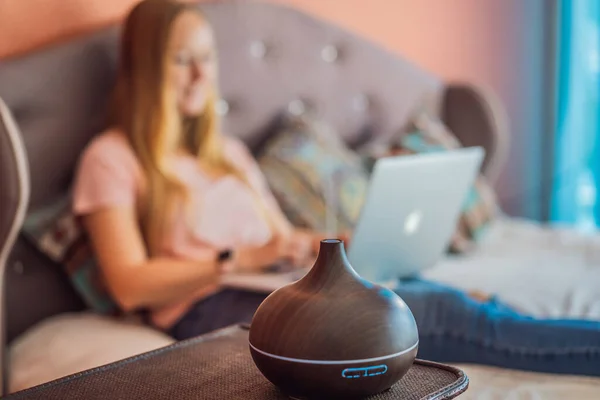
[389,111,498,253]
[21,197,119,315]
[257,112,369,234]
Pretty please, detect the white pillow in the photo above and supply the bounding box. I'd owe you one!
[8,312,175,394]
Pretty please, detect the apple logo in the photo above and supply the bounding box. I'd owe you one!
[404,210,422,236]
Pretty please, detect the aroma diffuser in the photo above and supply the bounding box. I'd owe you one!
[249,239,419,399]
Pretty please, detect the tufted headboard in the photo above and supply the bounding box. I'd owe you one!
[0,1,453,211]
[0,1,507,389]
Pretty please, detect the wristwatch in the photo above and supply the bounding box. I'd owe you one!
[216,248,234,273]
[217,249,233,263]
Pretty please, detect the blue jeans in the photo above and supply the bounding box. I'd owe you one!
[395,279,600,377]
[169,280,600,377]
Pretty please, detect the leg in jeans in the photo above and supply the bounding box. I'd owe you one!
[169,289,268,340]
[395,278,600,376]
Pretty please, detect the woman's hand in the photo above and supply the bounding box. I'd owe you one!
[232,237,284,272]
[283,229,354,267]
[229,233,310,273]
[231,229,354,273]
[280,230,315,268]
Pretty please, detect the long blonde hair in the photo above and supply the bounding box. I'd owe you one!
[110,0,253,255]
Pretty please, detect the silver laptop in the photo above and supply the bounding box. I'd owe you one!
[221,146,484,292]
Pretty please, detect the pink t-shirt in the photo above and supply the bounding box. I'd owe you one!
[72,130,285,329]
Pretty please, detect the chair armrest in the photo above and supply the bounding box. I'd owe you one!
[441,82,510,183]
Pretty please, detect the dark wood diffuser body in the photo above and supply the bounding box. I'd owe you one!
[249,239,419,399]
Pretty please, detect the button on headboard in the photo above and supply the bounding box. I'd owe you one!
[0,1,443,212]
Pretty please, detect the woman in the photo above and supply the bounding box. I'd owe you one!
[73,0,600,376]
[73,0,325,338]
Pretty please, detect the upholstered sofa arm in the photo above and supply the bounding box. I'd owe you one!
[0,96,31,396]
[441,83,510,183]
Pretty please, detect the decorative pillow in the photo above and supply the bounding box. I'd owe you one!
[387,111,498,253]
[257,112,370,234]
[21,196,120,315]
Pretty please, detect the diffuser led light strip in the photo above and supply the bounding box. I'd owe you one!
[249,341,418,365]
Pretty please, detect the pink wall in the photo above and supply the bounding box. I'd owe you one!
[0,0,138,59]
[0,0,552,218]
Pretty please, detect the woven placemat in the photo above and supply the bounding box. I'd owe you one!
[6,324,468,400]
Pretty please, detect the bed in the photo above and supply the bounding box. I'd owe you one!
[428,217,600,399]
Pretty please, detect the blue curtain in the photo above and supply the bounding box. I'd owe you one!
[551,0,600,232]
